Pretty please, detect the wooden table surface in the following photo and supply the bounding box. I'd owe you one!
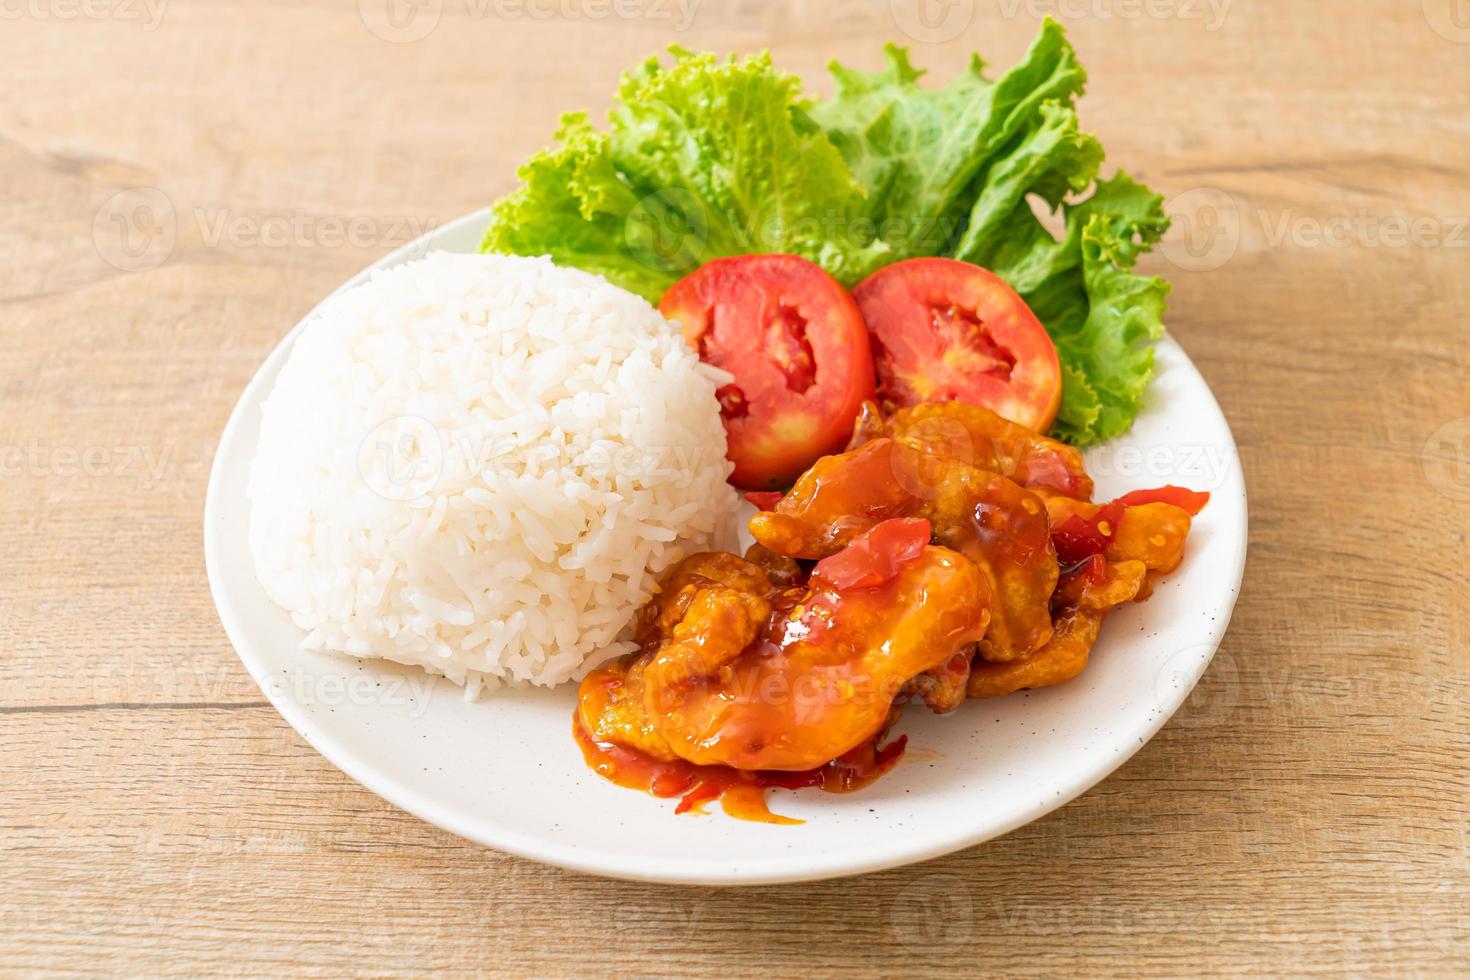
[3,0,1467,975]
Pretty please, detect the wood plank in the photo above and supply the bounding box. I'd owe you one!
[2,0,1467,973]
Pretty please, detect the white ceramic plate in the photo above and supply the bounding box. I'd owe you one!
[205,209,1248,886]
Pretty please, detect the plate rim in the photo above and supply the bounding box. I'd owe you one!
[204,207,1249,886]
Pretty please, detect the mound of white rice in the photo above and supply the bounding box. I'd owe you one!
[247,252,740,695]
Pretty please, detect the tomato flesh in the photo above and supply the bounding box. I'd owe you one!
[1051,505,1123,566]
[1113,486,1211,516]
[660,255,876,490]
[853,257,1063,432]
[744,491,785,511]
[812,518,933,591]
[1051,487,1209,566]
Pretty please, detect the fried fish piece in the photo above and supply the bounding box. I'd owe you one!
[1044,495,1193,598]
[967,558,1147,699]
[848,400,1093,500]
[582,536,991,772]
[966,607,1103,699]
[749,438,1057,662]
[899,650,974,714]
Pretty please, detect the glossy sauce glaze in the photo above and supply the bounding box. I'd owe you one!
[573,702,907,825]
[573,517,983,822]
[636,525,987,773]
[570,399,1209,823]
[748,437,1055,662]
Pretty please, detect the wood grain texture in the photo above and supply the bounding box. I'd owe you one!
[2,0,1467,975]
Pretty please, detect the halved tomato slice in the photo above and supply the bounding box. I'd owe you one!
[660,255,875,490]
[852,257,1062,432]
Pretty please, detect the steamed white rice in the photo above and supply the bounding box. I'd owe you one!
[247,252,740,695]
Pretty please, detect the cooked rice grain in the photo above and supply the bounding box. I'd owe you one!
[247,252,740,695]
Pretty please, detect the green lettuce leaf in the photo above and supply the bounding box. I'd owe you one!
[483,50,888,304]
[485,114,676,303]
[817,22,1169,445]
[1037,175,1171,442]
[484,20,1172,445]
[811,19,1089,261]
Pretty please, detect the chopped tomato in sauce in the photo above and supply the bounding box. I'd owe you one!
[812,518,932,591]
[1113,485,1211,516]
[744,491,785,510]
[573,717,906,825]
[1051,504,1123,565]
